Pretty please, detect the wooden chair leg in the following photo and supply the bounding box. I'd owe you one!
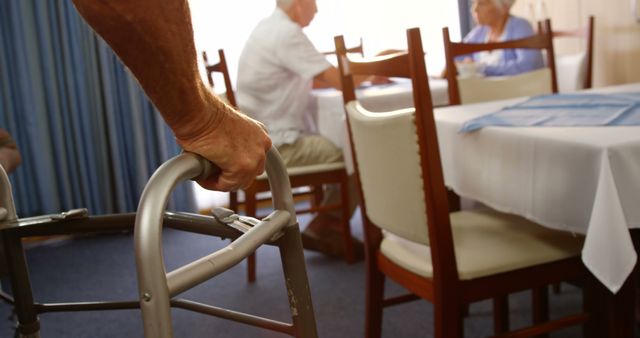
[229,191,239,212]
[447,188,461,212]
[435,299,464,338]
[365,257,385,338]
[461,303,470,317]
[312,184,323,208]
[340,176,354,263]
[583,271,635,338]
[583,276,605,338]
[532,286,549,338]
[493,295,509,334]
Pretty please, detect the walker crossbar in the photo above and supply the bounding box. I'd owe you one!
[171,298,295,335]
[166,209,290,296]
[0,212,242,240]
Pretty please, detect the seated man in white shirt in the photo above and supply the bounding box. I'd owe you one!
[236,0,359,257]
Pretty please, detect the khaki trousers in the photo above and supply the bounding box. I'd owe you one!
[277,134,357,218]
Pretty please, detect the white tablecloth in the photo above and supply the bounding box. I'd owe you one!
[311,78,448,172]
[434,82,640,293]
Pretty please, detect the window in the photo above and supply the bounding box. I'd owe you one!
[189,0,461,85]
[188,0,461,210]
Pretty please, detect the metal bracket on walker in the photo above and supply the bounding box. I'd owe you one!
[211,207,260,233]
[0,208,89,228]
[212,207,283,241]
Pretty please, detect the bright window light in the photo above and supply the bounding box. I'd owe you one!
[189,0,461,86]
[187,0,461,210]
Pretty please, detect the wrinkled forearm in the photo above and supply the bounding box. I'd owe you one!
[72,0,272,191]
[72,0,222,139]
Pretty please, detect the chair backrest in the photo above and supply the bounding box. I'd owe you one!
[323,37,364,57]
[547,16,594,91]
[335,28,452,249]
[202,49,237,107]
[443,19,558,105]
[456,68,552,103]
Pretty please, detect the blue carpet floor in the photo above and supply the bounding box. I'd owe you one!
[0,212,586,337]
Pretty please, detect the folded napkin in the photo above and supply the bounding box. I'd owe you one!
[459,92,640,133]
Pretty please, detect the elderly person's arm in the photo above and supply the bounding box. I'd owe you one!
[481,17,545,76]
[0,129,21,174]
[313,65,383,89]
[314,50,397,89]
[71,0,271,191]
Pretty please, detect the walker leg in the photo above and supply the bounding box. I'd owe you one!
[278,224,318,338]
[2,231,41,338]
[246,188,258,283]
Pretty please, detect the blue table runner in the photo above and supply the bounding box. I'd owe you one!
[459,92,640,133]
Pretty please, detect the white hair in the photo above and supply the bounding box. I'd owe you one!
[492,0,515,9]
[276,0,294,10]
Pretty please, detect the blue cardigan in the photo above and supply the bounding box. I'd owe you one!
[463,15,544,76]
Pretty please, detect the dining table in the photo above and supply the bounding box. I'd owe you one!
[436,82,640,294]
[313,80,640,336]
[437,82,640,337]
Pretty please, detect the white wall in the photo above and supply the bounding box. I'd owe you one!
[512,0,640,86]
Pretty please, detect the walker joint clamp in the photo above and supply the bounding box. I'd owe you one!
[211,207,260,234]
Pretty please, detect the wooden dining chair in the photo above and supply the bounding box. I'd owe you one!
[202,50,356,283]
[545,16,595,92]
[322,37,364,57]
[336,27,590,338]
[202,49,237,107]
[443,19,558,105]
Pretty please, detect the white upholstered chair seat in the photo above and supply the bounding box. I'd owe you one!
[380,207,583,280]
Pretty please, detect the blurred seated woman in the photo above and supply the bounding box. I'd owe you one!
[460,0,544,76]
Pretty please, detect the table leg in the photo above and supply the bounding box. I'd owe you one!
[583,231,638,338]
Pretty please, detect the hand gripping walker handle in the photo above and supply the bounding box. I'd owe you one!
[134,146,296,338]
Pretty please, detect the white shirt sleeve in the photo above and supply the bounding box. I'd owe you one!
[275,27,332,80]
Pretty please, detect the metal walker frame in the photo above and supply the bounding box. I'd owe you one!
[0,147,318,338]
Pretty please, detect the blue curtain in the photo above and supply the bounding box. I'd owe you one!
[0,0,196,217]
